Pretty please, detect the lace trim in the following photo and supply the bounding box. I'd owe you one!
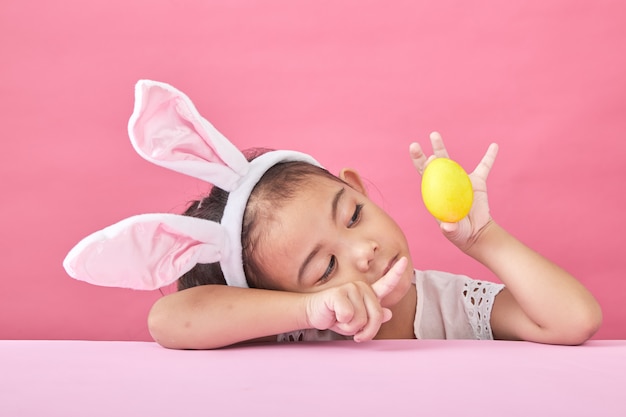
[462,280,501,340]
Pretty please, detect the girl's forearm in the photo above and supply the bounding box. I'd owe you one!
[466,221,602,343]
[148,285,309,349]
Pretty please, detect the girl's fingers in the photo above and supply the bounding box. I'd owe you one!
[334,276,398,340]
[334,287,369,335]
[430,131,450,159]
[409,142,428,175]
[371,257,407,300]
[353,296,387,343]
[410,132,451,175]
[473,143,499,179]
[331,294,356,326]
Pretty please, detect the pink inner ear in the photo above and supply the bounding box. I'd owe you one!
[133,85,227,167]
[128,80,250,191]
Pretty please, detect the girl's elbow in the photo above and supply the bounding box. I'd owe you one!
[147,299,180,349]
[560,303,603,345]
[579,304,603,342]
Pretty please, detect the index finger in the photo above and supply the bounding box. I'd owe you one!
[371,257,408,300]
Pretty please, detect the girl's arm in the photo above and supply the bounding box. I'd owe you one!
[148,285,309,349]
[465,221,602,345]
[148,259,406,349]
[410,132,601,345]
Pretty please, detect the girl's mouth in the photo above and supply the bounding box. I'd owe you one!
[382,255,399,277]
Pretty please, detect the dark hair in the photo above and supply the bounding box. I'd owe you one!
[177,148,340,291]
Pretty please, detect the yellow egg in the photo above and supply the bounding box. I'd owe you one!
[421,158,473,223]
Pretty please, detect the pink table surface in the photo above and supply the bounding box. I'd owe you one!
[1,339,625,416]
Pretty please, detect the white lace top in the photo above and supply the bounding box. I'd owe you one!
[277,269,504,342]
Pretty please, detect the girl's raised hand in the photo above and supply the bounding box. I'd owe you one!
[409,132,499,252]
[304,257,408,342]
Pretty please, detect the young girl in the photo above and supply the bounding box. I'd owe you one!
[63,80,602,349]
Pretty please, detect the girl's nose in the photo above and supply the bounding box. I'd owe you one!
[353,239,378,273]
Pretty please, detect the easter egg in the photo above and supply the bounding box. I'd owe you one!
[421,158,473,223]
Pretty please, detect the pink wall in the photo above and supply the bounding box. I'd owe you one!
[1,1,624,341]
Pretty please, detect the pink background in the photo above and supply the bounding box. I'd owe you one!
[1,1,624,341]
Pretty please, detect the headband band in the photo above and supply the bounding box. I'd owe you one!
[63,80,321,290]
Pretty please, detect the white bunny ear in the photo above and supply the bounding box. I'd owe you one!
[63,214,231,290]
[128,80,249,191]
[64,80,323,291]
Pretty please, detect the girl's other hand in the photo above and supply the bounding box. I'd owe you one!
[410,132,499,252]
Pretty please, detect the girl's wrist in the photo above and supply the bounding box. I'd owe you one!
[462,219,500,260]
[297,292,316,330]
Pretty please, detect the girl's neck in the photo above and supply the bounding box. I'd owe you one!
[375,283,417,340]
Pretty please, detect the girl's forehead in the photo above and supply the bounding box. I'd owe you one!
[254,178,343,256]
[274,178,340,221]
[278,174,344,204]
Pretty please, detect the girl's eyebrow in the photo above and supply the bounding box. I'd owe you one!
[298,244,321,283]
[331,187,346,222]
[297,187,346,283]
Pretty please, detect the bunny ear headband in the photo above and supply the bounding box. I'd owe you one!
[63,80,320,290]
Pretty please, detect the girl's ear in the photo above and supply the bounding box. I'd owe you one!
[339,168,368,196]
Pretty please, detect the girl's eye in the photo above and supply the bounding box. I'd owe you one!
[316,204,362,284]
[319,256,336,283]
[348,204,363,228]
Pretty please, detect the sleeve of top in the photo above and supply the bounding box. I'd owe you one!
[461,275,505,339]
[414,270,505,340]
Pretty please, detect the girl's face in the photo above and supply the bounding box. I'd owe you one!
[254,169,415,308]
